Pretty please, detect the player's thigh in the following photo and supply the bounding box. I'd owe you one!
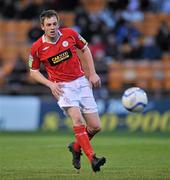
[83,112,101,129]
[80,86,98,114]
[58,87,79,108]
[64,106,84,126]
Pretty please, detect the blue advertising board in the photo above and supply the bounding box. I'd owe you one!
[0,96,40,131]
[39,98,66,131]
[39,98,170,132]
[0,96,169,132]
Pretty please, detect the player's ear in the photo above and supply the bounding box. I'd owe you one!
[41,23,45,31]
[55,20,59,28]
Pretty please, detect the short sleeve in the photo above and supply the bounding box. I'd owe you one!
[71,29,88,50]
[29,46,40,70]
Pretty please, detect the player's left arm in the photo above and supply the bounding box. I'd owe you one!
[81,46,101,88]
[70,28,101,88]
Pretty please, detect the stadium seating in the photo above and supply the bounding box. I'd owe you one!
[133,13,170,36]
[80,0,107,12]
[59,12,75,27]
[163,64,170,90]
[1,11,170,95]
[108,59,170,93]
[108,62,123,90]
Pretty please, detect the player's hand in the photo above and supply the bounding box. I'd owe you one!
[48,82,64,100]
[88,73,101,88]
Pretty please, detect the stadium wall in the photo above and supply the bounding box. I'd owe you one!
[0,96,40,131]
[0,96,170,132]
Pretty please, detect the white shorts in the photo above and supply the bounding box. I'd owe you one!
[57,76,98,114]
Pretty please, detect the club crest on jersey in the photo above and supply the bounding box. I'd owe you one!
[48,49,72,66]
[62,41,69,47]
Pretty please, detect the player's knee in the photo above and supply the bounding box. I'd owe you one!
[71,114,83,126]
[89,125,101,134]
[93,126,101,133]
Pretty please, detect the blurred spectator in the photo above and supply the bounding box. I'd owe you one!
[128,38,143,59]
[0,0,4,13]
[16,0,52,20]
[1,0,17,19]
[52,0,79,11]
[107,0,129,11]
[37,0,54,10]
[140,0,151,11]
[141,36,162,59]
[7,56,28,85]
[115,19,141,45]
[0,0,169,96]
[89,35,105,60]
[149,0,162,12]
[127,0,140,12]
[119,43,132,59]
[161,0,170,14]
[74,7,92,41]
[98,8,115,29]
[75,6,114,42]
[16,0,39,20]
[119,37,143,59]
[155,21,170,53]
[0,57,15,88]
[27,21,44,43]
[121,0,144,22]
[105,34,120,60]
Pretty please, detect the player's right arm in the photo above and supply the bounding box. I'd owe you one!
[29,48,63,99]
[30,69,63,99]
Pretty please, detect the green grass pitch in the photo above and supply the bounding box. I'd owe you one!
[0,132,170,180]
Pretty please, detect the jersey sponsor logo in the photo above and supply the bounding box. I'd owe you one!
[48,49,72,66]
[62,41,69,47]
[29,55,33,68]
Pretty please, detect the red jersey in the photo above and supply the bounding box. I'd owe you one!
[29,28,88,82]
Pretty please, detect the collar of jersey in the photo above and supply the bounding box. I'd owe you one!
[42,30,62,44]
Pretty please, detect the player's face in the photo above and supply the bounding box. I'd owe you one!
[41,16,59,39]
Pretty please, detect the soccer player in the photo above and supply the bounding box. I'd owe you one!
[29,10,106,172]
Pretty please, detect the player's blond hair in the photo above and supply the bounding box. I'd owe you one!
[40,10,59,24]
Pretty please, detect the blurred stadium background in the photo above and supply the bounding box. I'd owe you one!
[0,0,170,132]
[0,0,170,179]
